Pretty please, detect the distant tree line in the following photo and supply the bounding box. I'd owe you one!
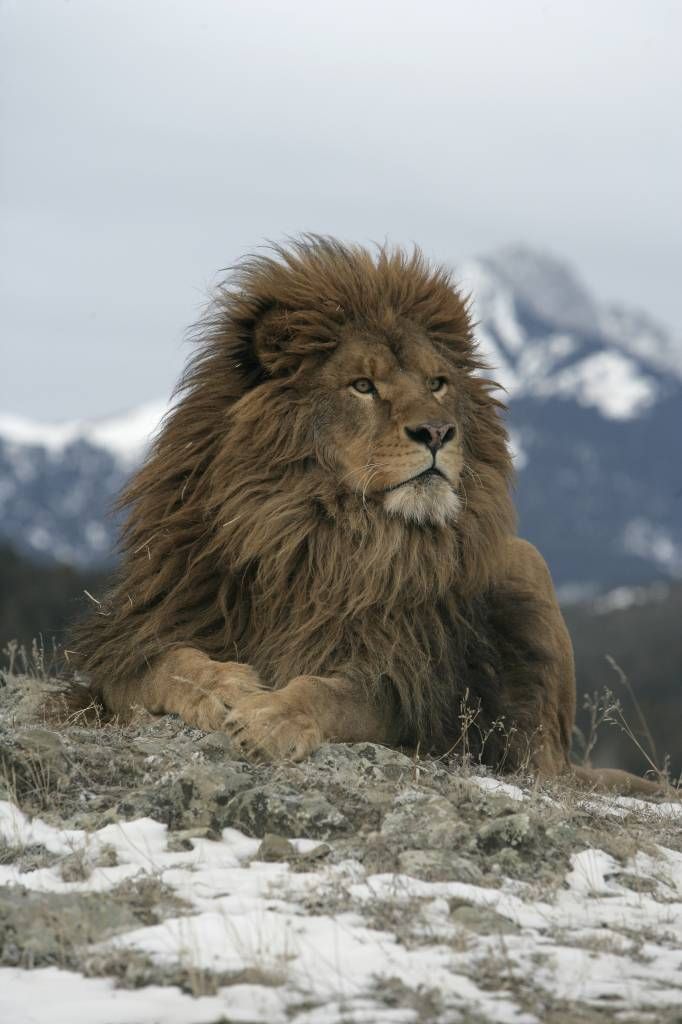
[565,589,682,781]
[1,542,679,779]
[0,544,106,665]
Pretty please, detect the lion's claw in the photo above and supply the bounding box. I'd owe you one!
[180,662,264,732]
[225,691,322,762]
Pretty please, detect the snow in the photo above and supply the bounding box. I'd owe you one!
[26,526,52,552]
[473,327,520,393]
[480,247,601,336]
[623,519,682,575]
[2,795,682,1022]
[507,429,528,470]
[592,582,670,614]
[0,969,233,1024]
[0,400,167,466]
[84,520,110,551]
[469,775,527,802]
[601,304,682,381]
[87,402,169,463]
[530,349,658,419]
[457,248,681,424]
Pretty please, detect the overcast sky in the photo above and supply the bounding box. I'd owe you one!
[2,0,681,421]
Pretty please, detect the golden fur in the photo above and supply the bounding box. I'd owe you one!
[70,236,659,792]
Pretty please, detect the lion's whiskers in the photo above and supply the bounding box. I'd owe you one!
[336,461,384,488]
[358,466,385,509]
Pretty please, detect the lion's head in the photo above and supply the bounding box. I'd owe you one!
[196,237,513,536]
[75,237,517,742]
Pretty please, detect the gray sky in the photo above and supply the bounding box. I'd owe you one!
[2,0,681,421]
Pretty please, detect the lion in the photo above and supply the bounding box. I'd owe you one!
[70,236,660,794]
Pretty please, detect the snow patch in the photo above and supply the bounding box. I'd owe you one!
[593,581,670,614]
[470,775,527,802]
[507,429,528,470]
[0,968,237,1024]
[623,519,682,574]
[3,796,682,1022]
[476,247,600,336]
[531,350,658,419]
[601,304,682,381]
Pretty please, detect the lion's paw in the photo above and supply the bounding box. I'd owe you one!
[226,691,323,762]
[182,662,264,733]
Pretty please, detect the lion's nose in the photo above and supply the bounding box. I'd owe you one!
[405,422,456,452]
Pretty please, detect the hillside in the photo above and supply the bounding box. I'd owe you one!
[1,246,681,590]
[1,670,681,1023]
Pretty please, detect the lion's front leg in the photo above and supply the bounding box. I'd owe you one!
[226,674,399,761]
[101,647,264,732]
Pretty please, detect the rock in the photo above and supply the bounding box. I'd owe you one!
[398,849,484,884]
[0,726,70,805]
[310,743,417,784]
[224,784,348,839]
[443,775,495,807]
[381,794,468,850]
[449,901,519,935]
[58,843,118,882]
[116,764,252,830]
[0,842,60,873]
[166,765,253,829]
[14,727,69,763]
[196,732,237,757]
[616,874,657,894]
[0,888,142,967]
[255,833,296,862]
[131,736,169,757]
[476,812,532,850]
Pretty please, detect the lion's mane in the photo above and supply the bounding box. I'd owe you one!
[73,237,550,758]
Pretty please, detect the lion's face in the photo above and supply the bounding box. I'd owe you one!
[312,325,464,527]
[223,240,510,539]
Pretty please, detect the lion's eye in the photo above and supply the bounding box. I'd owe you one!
[430,377,447,393]
[350,378,376,394]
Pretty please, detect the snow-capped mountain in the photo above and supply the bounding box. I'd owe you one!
[459,246,681,415]
[1,247,681,592]
[459,247,682,593]
[0,402,166,566]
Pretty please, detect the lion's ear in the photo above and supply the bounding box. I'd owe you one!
[253,306,298,376]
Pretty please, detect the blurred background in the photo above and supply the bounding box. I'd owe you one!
[1,0,680,776]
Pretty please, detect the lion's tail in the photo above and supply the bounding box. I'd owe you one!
[571,764,670,797]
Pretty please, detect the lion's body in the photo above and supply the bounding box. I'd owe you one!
[70,237,653,789]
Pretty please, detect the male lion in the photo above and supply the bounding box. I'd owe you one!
[71,236,657,792]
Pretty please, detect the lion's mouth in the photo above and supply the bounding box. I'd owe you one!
[383,466,447,494]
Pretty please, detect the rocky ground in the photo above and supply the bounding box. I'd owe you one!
[1,669,682,1024]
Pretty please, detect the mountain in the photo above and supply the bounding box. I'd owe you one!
[1,248,681,591]
[458,247,682,594]
[0,402,165,567]
[459,246,682,410]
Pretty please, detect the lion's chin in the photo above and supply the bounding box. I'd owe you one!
[382,477,461,527]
